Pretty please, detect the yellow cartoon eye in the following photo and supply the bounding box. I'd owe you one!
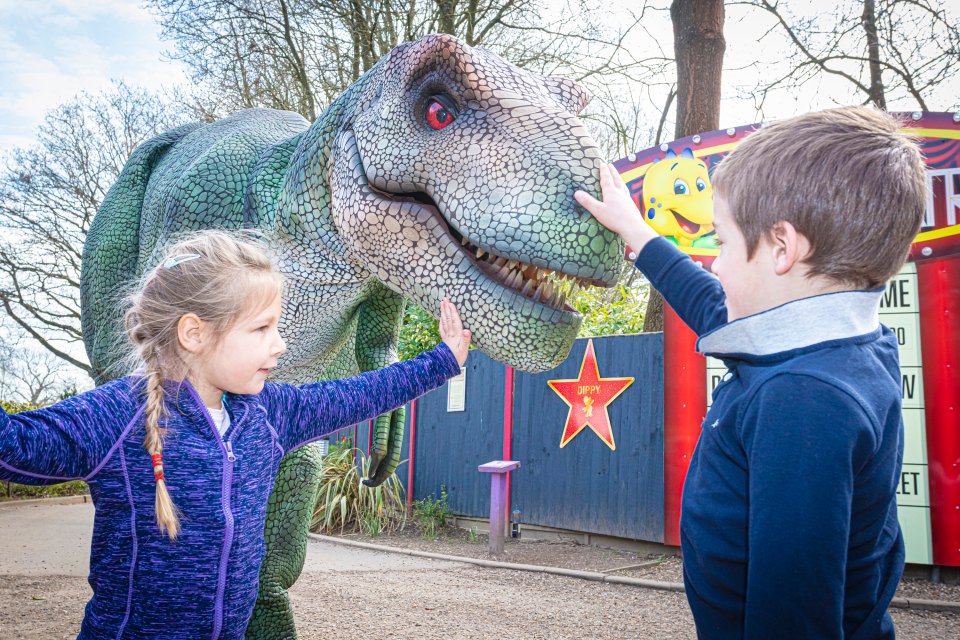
[696,177,706,192]
[674,178,689,195]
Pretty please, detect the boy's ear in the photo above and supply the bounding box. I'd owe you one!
[177,313,206,354]
[769,221,811,276]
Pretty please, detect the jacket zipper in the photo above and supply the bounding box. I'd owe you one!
[180,381,241,640]
[212,439,236,639]
[211,440,237,640]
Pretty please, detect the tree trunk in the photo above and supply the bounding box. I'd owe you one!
[644,0,724,333]
[436,0,457,35]
[861,0,886,109]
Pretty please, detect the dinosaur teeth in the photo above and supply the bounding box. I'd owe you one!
[509,269,523,289]
[557,289,567,308]
[497,264,511,281]
[476,248,486,260]
[520,279,534,297]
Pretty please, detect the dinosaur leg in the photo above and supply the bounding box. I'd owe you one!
[245,443,325,640]
[364,405,405,486]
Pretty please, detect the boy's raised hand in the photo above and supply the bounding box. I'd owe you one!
[575,163,659,254]
[439,297,471,367]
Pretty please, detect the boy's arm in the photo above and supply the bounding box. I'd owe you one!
[739,374,879,637]
[575,163,727,336]
[634,238,727,335]
[0,383,133,484]
[261,342,462,453]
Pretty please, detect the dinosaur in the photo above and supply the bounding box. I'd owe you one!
[80,34,622,638]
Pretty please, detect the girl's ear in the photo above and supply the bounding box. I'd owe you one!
[177,313,205,354]
[769,221,811,276]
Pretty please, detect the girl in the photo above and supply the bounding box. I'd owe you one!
[0,230,470,639]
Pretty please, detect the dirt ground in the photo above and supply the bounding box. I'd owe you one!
[1,520,958,639]
[333,523,960,603]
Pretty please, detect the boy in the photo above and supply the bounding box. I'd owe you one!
[575,107,927,639]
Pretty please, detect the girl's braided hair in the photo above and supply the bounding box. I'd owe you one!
[122,230,283,539]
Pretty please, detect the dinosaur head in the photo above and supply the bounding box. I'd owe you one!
[330,34,623,373]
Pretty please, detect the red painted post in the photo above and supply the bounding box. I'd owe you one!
[502,366,515,524]
[406,399,418,508]
[917,257,960,566]
[662,303,707,547]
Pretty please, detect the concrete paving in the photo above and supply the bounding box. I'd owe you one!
[0,500,467,578]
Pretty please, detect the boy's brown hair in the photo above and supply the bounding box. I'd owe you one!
[711,107,927,289]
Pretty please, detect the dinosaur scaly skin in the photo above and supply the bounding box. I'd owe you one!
[80,34,622,639]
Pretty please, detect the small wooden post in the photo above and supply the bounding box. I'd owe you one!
[478,460,520,555]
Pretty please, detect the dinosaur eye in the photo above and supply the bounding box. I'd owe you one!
[696,177,706,192]
[425,96,458,130]
[674,178,689,195]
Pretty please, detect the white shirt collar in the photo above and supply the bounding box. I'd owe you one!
[697,289,883,358]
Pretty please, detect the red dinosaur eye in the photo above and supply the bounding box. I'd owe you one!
[425,97,456,130]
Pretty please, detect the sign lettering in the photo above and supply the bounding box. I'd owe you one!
[881,278,912,309]
[897,471,921,496]
[902,373,916,400]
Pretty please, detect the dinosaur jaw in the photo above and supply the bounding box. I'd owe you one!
[369,186,595,315]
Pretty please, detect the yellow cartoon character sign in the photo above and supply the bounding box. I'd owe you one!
[642,148,715,248]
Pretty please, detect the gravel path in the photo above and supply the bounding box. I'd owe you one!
[1,502,958,639]
[2,556,958,639]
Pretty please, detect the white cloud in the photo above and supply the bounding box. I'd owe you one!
[0,0,187,156]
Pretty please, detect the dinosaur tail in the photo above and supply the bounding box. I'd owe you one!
[80,123,202,384]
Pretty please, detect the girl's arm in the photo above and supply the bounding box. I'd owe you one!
[0,380,135,484]
[261,342,462,453]
[264,298,471,453]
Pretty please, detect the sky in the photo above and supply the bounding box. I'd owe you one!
[2,0,957,158]
[0,0,189,153]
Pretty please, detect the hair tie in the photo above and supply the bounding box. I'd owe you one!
[151,453,165,482]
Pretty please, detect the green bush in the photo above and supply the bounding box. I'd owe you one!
[398,302,441,361]
[2,399,90,501]
[311,440,406,536]
[412,485,451,540]
[397,269,650,362]
[1,400,38,414]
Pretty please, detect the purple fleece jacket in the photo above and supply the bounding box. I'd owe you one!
[0,343,460,639]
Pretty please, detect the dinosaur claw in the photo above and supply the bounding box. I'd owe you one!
[362,464,392,487]
[367,451,383,480]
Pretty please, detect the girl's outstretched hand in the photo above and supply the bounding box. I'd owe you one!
[439,297,471,367]
[574,162,658,254]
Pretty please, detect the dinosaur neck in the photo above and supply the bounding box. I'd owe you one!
[275,64,383,271]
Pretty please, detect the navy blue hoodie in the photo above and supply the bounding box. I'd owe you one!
[0,343,460,639]
[637,237,904,640]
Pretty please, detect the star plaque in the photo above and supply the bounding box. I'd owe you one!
[547,339,634,450]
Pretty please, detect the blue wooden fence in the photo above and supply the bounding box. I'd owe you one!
[349,333,666,543]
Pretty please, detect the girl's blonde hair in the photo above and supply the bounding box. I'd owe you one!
[123,230,284,539]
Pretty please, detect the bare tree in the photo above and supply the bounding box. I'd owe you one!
[0,82,190,379]
[735,0,960,113]
[0,343,73,406]
[147,0,661,122]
